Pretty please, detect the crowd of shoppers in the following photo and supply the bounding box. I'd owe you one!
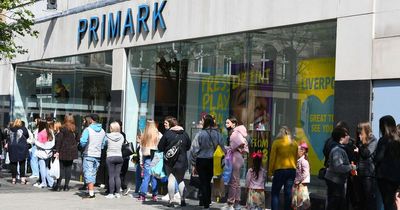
[2,112,400,210]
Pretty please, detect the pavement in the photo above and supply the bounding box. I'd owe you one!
[0,170,227,210]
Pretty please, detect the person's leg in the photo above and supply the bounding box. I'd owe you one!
[38,159,47,187]
[57,160,65,188]
[106,157,116,194]
[10,161,17,182]
[135,163,142,193]
[361,177,377,210]
[283,169,296,210]
[30,145,39,177]
[83,157,99,197]
[120,158,129,190]
[64,160,73,190]
[196,158,208,207]
[114,157,123,196]
[168,173,177,202]
[378,179,397,210]
[44,158,54,187]
[271,170,285,210]
[139,157,151,198]
[19,160,27,183]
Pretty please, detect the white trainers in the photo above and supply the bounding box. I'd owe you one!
[115,193,121,199]
[174,192,181,200]
[29,175,38,179]
[161,194,169,201]
[123,188,131,196]
[105,194,115,199]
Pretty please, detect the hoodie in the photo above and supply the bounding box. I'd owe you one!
[158,126,191,170]
[104,132,124,157]
[80,123,106,158]
[229,125,249,155]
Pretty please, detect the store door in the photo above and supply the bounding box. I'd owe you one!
[372,80,400,137]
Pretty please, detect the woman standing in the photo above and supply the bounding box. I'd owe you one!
[268,126,298,210]
[190,114,225,209]
[324,127,353,210]
[104,121,125,199]
[226,119,248,210]
[158,116,191,207]
[375,115,400,210]
[138,120,162,201]
[356,122,378,210]
[54,114,78,191]
[6,118,30,184]
[35,119,55,188]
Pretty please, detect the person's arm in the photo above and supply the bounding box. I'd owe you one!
[185,132,191,151]
[268,141,277,177]
[330,149,352,173]
[79,128,89,148]
[217,132,226,153]
[157,135,167,152]
[190,132,201,167]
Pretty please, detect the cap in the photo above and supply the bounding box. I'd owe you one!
[299,142,308,149]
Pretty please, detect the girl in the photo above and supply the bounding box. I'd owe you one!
[293,142,311,210]
[246,151,266,210]
[269,126,298,210]
[35,119,55,188]
[138,120,162,201]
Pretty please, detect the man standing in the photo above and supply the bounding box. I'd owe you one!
[80,114,105,199]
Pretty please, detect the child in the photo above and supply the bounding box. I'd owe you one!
[245,151,266,210]
[292,142,311,210]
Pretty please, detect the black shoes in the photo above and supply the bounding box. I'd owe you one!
[63,185,70,191]
[180,200,186,207]
[82,194,95,199]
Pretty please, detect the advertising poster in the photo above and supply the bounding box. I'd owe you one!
[296,57,335,175]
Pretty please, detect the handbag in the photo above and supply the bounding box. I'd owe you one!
[318,167,327,180]
[292,184,311,209]
[121,142,134,158]
[48,158,60,179]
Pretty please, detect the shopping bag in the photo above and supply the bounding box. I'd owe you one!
[213,145,225,176]
[150,151,166,179]
[292,184,311,209]
[49,158,60,179]
[222,155,233,185]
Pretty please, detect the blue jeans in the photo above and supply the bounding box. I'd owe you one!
[271,169,296,210]
[83,156,100,184]
[135,162,142,193]
[139,157,157,196]
[38,158,54,187]
[30,146,39,177]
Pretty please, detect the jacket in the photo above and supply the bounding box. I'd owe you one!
[158,126,191,170]
[228,125,249,155]
[246,168,266,190]
[105,132,124,157]
[190,128,225,166]
[268,135,298,176]
[55,127,78,161]
[80,123,106,158]
[325,144,352,184]
[375,136,400,184]
[357,135,377,177]
[35,131,55,159]
[294,155,310,184]
[7,127,29,162]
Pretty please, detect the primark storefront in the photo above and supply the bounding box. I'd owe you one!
[1,0,380,178]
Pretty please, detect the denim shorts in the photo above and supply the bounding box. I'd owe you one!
[83,156,100,184]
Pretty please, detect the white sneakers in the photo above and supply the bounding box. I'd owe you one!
[105,194,122,199]
[161,193,181,202]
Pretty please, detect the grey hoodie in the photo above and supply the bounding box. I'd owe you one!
[105,132,124,157]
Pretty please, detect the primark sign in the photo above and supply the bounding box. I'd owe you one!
[77,0,167,46]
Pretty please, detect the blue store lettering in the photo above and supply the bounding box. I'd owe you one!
[77,0,167,45]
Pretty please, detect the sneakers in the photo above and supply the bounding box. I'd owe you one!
[115,193,121,199]
[82,194,96,199]
[28,175,39,179]
[174,192,181,200]
[137,195,145,201]
[161,194,169,201]
[221,205,234,210]
[105,194,115,199]
[162,193,181,202]
[152,195,158,202]
[122,188,130,196]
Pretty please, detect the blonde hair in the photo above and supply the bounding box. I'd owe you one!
[141,120,159,148]
[110,121,121,133]
[276,126,293,142]
[13,119,23,128]
[54,122,62,133]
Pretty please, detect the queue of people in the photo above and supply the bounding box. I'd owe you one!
[1,112,400,210]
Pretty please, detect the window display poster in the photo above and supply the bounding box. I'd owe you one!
[296,57,335,175]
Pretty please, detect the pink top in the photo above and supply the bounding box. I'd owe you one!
[37,129,48,144]
[294,155,310,184]
[245,168,266,190]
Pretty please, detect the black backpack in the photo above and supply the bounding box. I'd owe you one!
[164,134,182,167]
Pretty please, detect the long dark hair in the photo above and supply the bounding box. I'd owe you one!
[202,114,214,129]
[252,156,262,180]
[38,119,53,141]
[379,115,400,157]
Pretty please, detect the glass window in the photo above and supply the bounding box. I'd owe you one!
[13,51,112,129]
[126,21,336,178]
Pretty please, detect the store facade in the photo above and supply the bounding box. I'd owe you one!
[2,0,397,176]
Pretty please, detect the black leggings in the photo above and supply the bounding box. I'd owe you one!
[378,178,398,210]
[57,160,73,187]
[120,158,129,190]
[106,156,123,194]
[10,160,26,179]
[196,158,213,209]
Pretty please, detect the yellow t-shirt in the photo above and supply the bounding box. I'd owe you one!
[268,136,298,176]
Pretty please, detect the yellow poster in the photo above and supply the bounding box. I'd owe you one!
[296,58,335,175]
